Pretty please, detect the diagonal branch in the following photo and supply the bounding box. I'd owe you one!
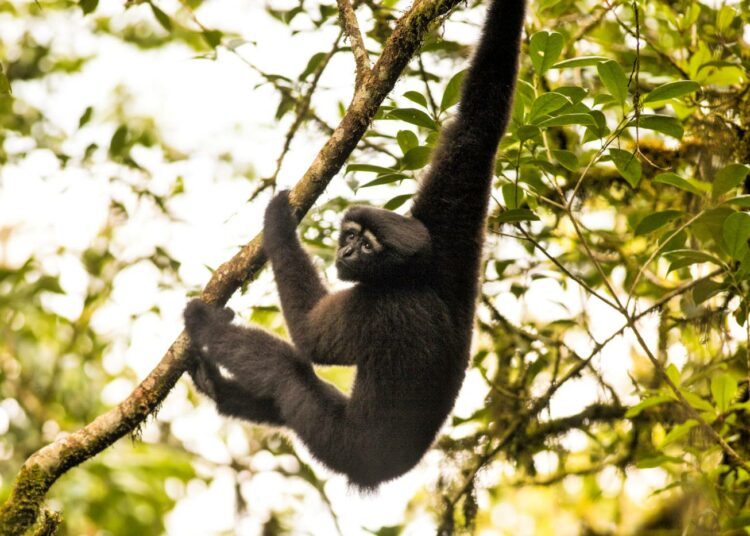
[336,0,371,88]
[0,0,463,533]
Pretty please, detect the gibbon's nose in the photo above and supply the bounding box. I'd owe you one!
[341,245,355,258]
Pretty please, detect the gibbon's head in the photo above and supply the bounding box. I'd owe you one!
[336,206,432,283]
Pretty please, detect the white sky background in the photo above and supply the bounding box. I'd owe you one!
[4,0,746,534]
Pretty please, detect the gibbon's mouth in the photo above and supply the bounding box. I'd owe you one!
[335,257,354,272]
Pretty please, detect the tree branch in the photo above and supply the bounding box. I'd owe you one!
[0,0,462,532]
[336,0,371,88]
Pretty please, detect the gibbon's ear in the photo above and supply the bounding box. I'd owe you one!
[342,206,431,260]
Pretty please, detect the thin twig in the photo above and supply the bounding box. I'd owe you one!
[603,0,689,78]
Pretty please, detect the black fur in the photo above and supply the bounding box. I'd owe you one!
[184,0,526,489]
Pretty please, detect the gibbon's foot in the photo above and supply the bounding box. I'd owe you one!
[184,299,234,346]
[188,357,219,399]
[184,298,304,399]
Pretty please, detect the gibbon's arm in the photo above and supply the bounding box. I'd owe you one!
[410,0,526,297]
[263,191,329,348]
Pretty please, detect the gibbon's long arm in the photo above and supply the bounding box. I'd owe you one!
[263,192,355,367]
[263,191,329,350]
[410,0,526,314]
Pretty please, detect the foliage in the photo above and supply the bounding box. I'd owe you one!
[2,0,750,533]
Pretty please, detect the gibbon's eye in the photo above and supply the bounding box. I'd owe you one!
[361,240,372,253]
[345,230,357,242]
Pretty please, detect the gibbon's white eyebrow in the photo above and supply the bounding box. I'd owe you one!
[341,221,361,233]
[362,229,383,251]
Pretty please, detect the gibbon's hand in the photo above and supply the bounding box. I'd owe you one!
[263,190,297,252]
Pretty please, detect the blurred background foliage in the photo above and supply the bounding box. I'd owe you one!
[2,0,750,533]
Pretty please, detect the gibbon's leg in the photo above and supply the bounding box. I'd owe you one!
[184,299,300,400]
[274,369,416,488]
[263,191,328,347]
[189,355,283,425]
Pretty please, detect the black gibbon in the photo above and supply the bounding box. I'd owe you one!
[184,0,526,489]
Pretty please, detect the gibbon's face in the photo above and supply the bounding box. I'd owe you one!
[335,220,383,282]
[336,206,432,283]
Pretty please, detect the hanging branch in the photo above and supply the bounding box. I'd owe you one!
[0,0,463,533]
[336,0,371,88]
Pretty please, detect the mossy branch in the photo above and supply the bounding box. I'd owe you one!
[0,0,462,533]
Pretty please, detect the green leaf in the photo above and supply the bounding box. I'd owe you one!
[440,70,466,112]
[661,419,698,448]
[404,91,427,108]
[346,164,395,174]
[711,373,737,413]
[0,65,9,96]
[723,195,750,207]
[537,113,596,128]
[529,31,564,75]
[359,173,409,188]
[653,172,703,195]
[628,115,684,139]
[528,92,571,122]
[551,149,579,172]
[150,3,172,31]
[550,56,608,69]
[386,108,437,130]
[402,146,432,170]
[666,364,681,386]
[396,130,418,154]
[502,184,525,209]
[713,163,750,199]
[681,390,714,412]
[516,125,541,143]
[384,194,412,210]
[496,208,540,223]
[643,80,700,103]
[109,125,128,156]
[202,30,223,48]
[635,210,684,235]
[79,0,98,14]
[555,86,588,104]
[299,52,327,81]
[665,249,723,272]
[78,106,93,128]
[717,5,737,32]
[692,278,724,305]
[609,148,642,188]
[515,79,536,107]
[597,60,629,105]
[659,229,687,252]
[625,395,672,418]
[636,455,685,468]
[722,211,750,260]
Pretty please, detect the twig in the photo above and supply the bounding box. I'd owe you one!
[258,31,345,199]
[603,0,689,78]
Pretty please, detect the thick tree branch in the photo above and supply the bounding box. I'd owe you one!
[0,0,462,533]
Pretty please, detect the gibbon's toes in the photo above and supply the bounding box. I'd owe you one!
[184,299,210,334]
[220,306,235,322]
[184,299,234,342]
[189,361,217,399]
